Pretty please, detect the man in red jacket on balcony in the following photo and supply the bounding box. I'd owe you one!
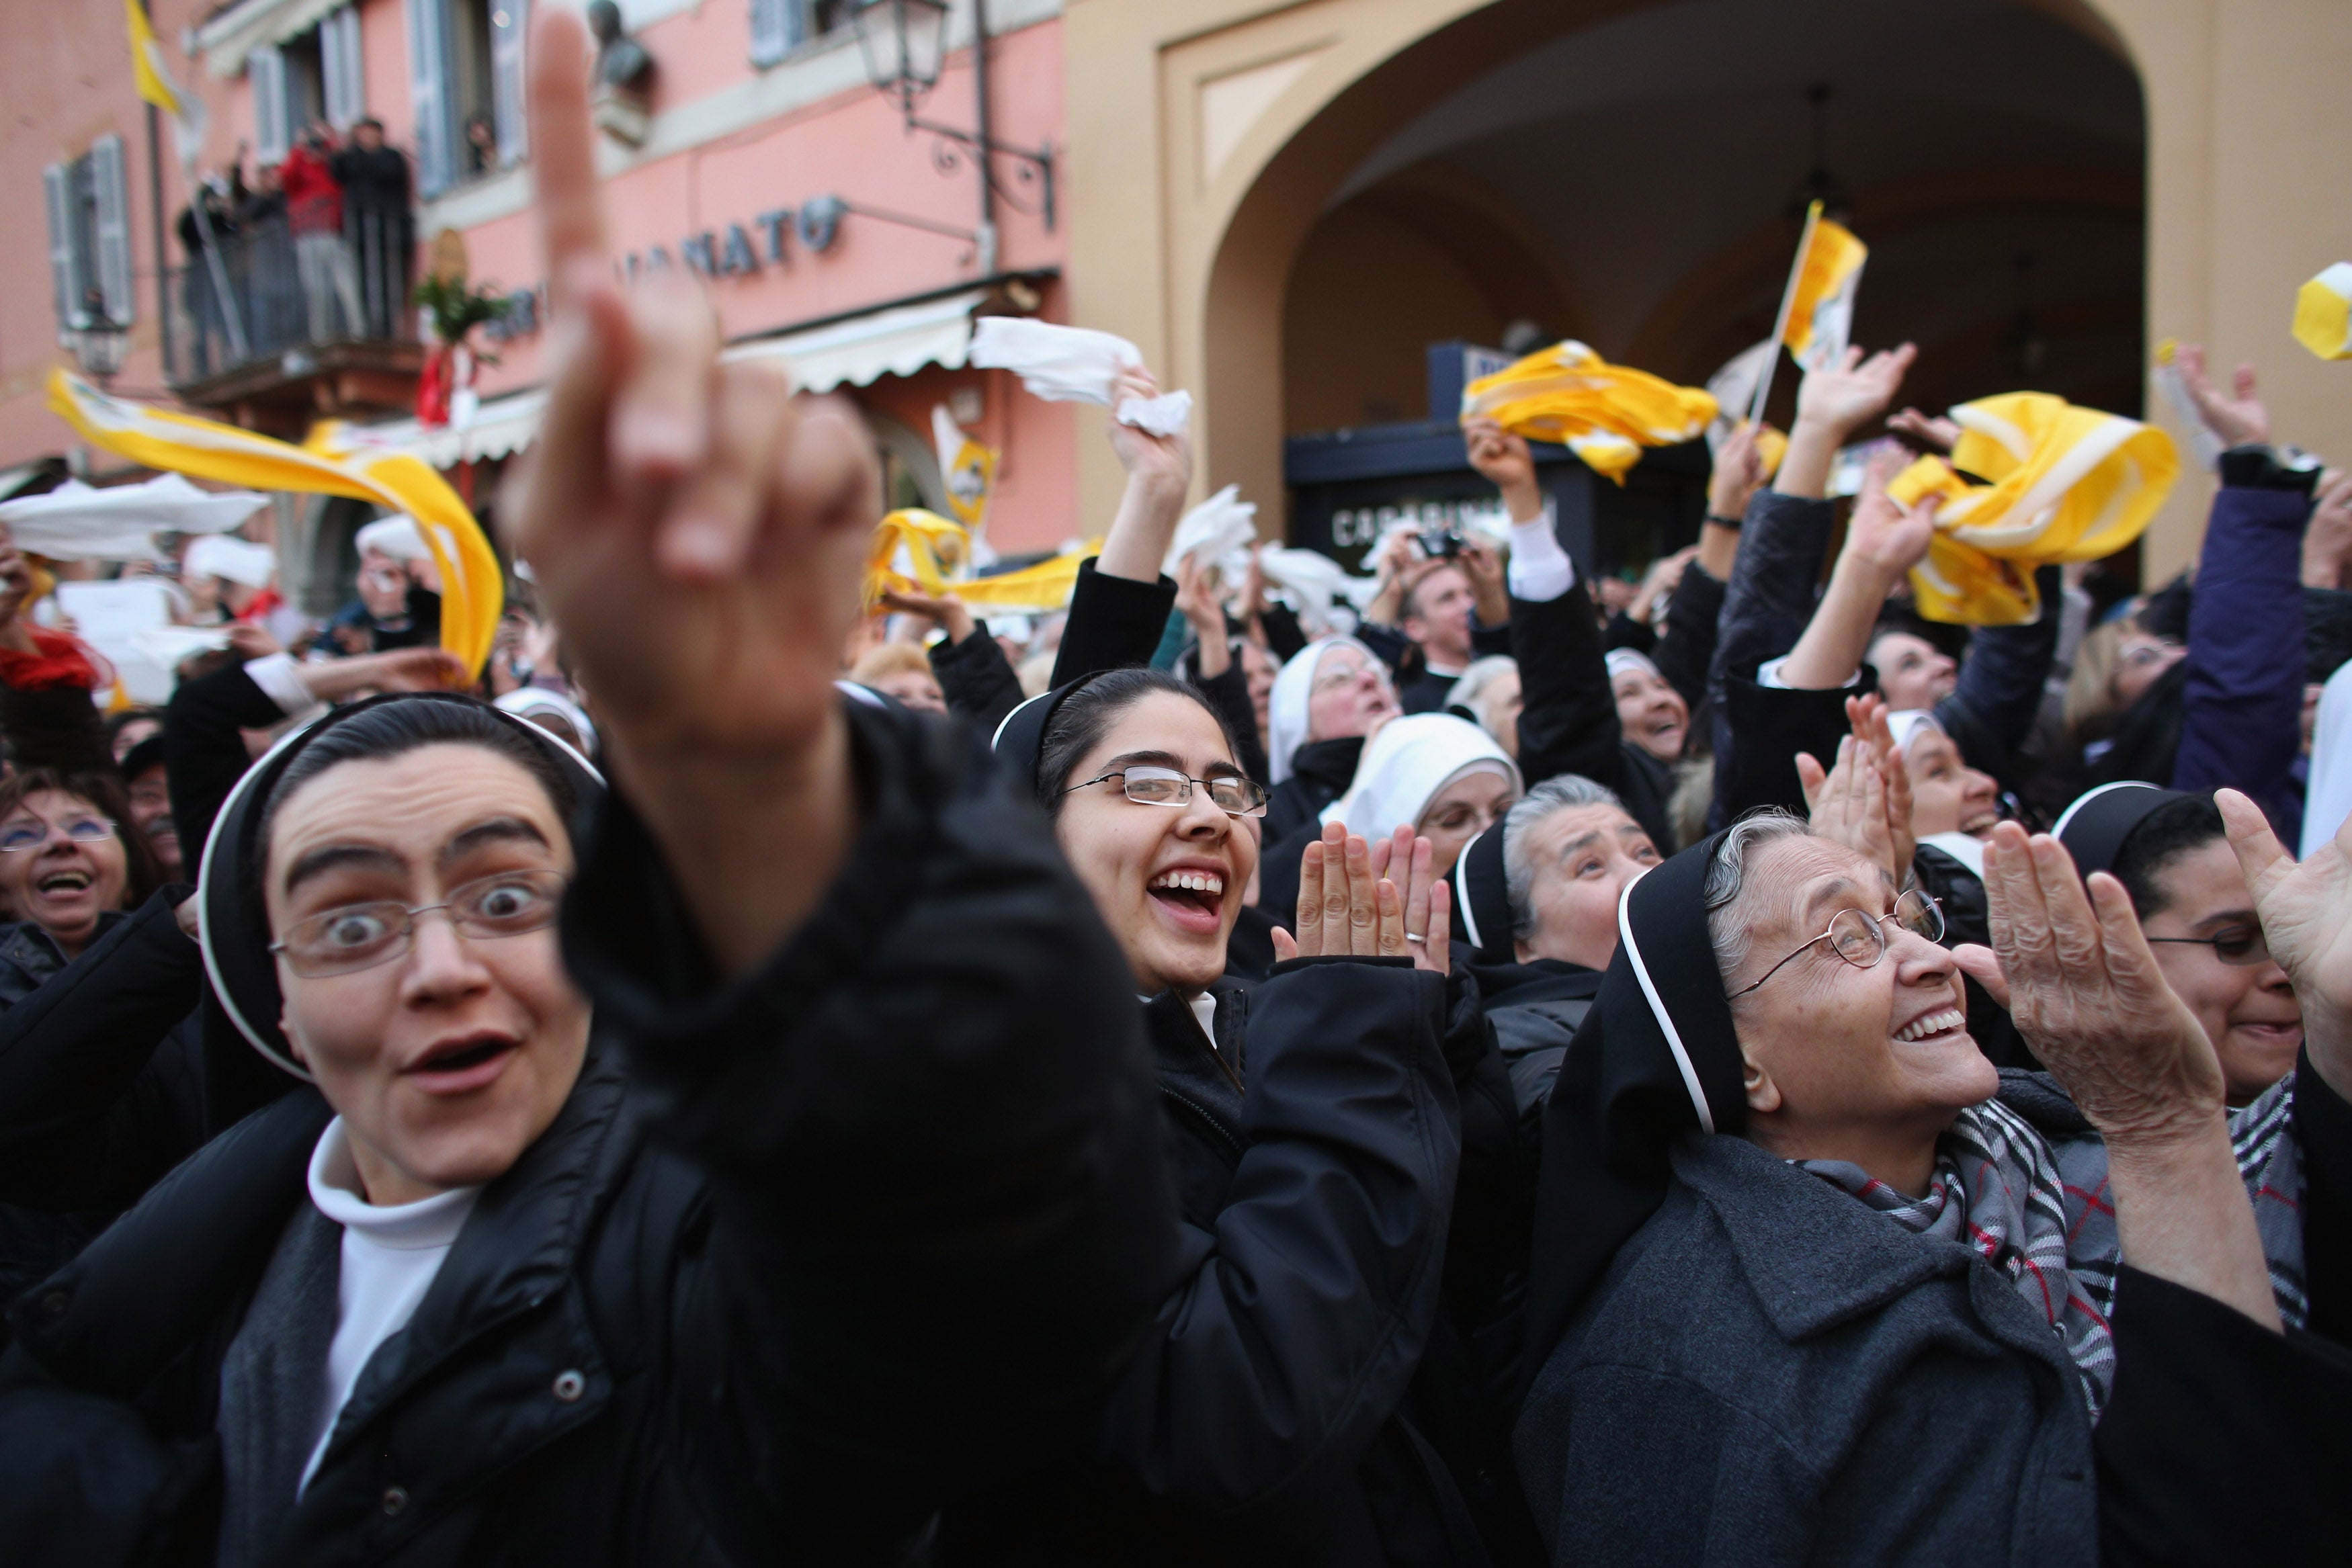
[282,124,363,343]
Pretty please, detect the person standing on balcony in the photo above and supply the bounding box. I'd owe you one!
[173,178,240,378]
[331,118,414,339]
[282,124,362,343]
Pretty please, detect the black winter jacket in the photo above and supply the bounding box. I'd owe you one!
[943,958,1486,1565]
[0,894,210,1313]
[1473,961,1602,1121]
[1508,589,1678,853]
[927,624,1025,734]
[0,701,1176,1566]
[1265,735,1363,847]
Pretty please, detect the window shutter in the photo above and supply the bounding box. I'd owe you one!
[491,0,530,163]
[91,136,135,327]
[407,0,454,195]
[322,6,366,129]
[42,164,79,339]
[250,44,290,164]
[751,0,806,67]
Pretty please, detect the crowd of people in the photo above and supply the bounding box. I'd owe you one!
[1,10,2347,1563]
[177,117,415,376]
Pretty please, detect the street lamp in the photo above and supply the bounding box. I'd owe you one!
[853,0,948,120]
[851,0,1056,240]
[70,293,130,390]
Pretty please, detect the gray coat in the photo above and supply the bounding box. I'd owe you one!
[1514,1132,2096,1567]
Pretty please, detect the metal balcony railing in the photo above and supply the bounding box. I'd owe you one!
[163,208,415,387]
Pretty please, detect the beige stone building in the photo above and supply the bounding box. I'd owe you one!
[1063,0,2352,580]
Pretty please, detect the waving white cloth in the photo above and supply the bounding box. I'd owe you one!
[968,317,1193,437]
[1163,484,1257,577]
[1321,713,1523,842]
[0,474,265,562]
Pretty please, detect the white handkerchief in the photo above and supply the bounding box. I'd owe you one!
[970,316,1193,437]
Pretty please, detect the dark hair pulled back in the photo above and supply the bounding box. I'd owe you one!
[1034,666,1242,814]
[2110,792,2227,920]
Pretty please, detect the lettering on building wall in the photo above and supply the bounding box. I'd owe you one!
[1327,499,1509,550]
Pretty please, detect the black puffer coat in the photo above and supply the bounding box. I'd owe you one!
[943,957,1493,1565]
[1474,960,1603,1121]
[0,702,1176,1565]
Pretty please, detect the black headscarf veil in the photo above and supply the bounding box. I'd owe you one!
[197,691,606,1080]
[1453,826,1514,967]
[2052,779,2189,880]
[1521,829,1753,1384]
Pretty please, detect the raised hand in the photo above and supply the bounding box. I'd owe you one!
[504,6,876,973]
[2218,787,2352,1098]
[1981,822,2221,1137]
[1706,422,1765,521]
[1839,459,1937,580]
[1798,735,1902,887]
[1273,821,1450,973]
[1887,407,1961,455]
[2173,343,2270,450]
[1464,417,1542,519]
[1794,343,1918,444]
[1980,818,2282,1328]
[878,586,978,646]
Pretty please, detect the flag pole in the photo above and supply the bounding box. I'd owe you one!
[1748,199,1822,428]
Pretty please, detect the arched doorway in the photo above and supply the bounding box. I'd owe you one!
[1260,0,2146,576]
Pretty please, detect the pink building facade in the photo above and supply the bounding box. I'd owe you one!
[2,0,1081,570]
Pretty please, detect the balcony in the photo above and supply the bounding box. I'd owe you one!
[163,209,423,439]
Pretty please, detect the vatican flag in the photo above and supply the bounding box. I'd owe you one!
[1460,341,1717,485]
[930,404,999,541]
[1887,392,2179,625]
[46,369,504,675]
[2294,263,2352,361]
[1777,202,1868,377]
[866,510,1095,615]
[126,0,206,169]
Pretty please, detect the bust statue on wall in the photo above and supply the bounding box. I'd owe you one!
[587,0,654,147]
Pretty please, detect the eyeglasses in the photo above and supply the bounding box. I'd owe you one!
[2148,926,2271,967]
[271,869,569,978]
[1312,661,1384,695]
[1731,888,1945,998]
[0,816,118,853]
[1064,765,1269,818]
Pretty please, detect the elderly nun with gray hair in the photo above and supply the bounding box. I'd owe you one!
[1511,808,2344,1567]
[1453,775,1661,1119]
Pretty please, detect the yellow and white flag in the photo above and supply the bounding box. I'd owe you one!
[1776,201,1868,378]
[126,0,206,170]
[2294,263,2352,362]
[930,404,999,542]
[1887,391,2179,625]
[1460,341,1717,485]
[46,369,505,675]
[865,509,1095,615]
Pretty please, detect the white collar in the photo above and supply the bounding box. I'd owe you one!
[306,1118,480,1250]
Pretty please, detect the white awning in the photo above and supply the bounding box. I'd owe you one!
[343,388,549,472]
[349,289,991,468]
[196,0,355,78]
[722,289,989,392]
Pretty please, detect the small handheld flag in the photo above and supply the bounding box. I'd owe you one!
[2293,264,2352,362]
[1749,201,1869,424]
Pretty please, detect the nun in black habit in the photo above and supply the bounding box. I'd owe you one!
[1512,815,2349,1567]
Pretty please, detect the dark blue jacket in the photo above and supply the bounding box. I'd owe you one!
[2173,458,2314,840]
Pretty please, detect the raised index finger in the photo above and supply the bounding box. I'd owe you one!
[530,7,606,316]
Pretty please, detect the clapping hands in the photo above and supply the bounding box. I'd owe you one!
[1273,822,1450,975]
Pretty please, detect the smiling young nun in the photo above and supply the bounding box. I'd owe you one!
[985,665,1522,1564]
[1513,815,2323,1567]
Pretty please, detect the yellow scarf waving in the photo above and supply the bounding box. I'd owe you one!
[1461,342,1717,485]
[865,510,1097,615]
[46,369,504,675]
[1888,392,2179,625]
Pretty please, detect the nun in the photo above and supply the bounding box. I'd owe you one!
[1454,775,1658,1119]
[1261,636,1402,842]
[970,664,1517,1563]
[2054,781,2300,1104]
[1258,711,1523,925]
[1513,814,2320,1567]
[0,689,1173,1562]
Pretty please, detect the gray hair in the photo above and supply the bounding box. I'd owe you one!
[1503,775,1629,939]
[1447,655,1519,735]
[1700,811,1813,984]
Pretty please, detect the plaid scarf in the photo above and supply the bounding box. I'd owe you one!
[1802,1098,2117,1417]
[2232,1072,2306,1329]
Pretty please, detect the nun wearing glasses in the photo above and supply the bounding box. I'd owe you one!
[975,664,1522,1565]
[1512,812,2343,1567]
